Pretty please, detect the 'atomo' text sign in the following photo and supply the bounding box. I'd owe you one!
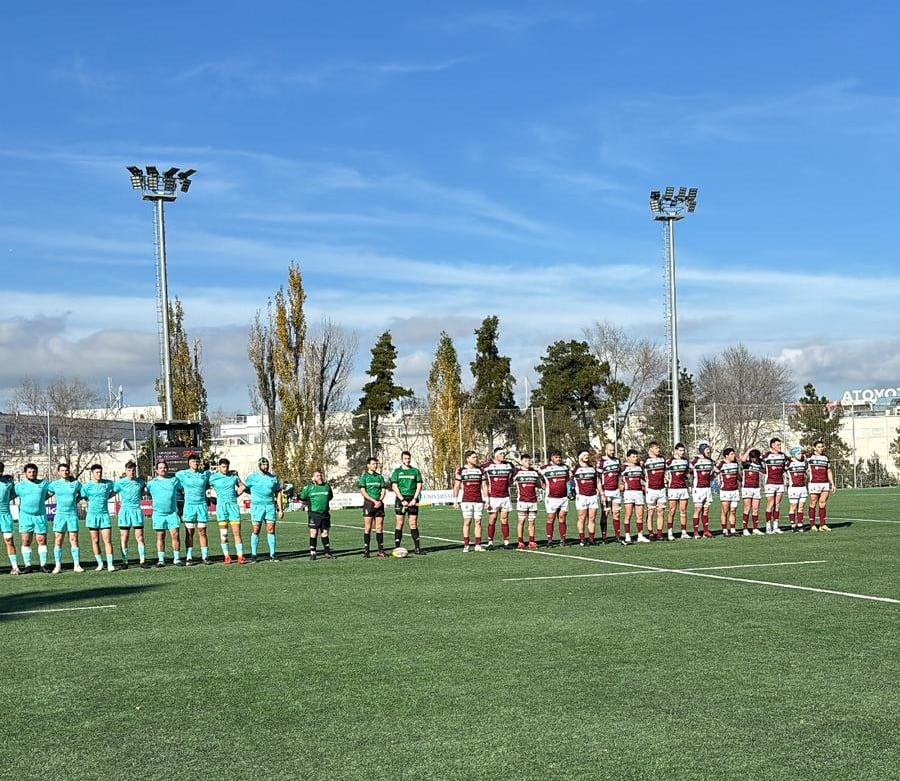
[841,387,900,404]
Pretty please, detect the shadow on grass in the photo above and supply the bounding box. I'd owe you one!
[0,583,165,622]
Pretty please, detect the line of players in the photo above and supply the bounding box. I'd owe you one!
[450,437,836,551]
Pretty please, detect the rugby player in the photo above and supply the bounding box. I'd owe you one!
[740,449,765,535]
[146,460,183,567]
[0,463,20,574]
[571,450,600,546]
[512,453,541,550]
[643,442,668,541]
[484,447,514,549]
[690,443,715,539]
[540,450,570,547]
[209,458,247,564]
[300,470,334,561]
[47,463,83,573]
[598,443,623,542]
[716,448,742,536]
[390,451,424,553]
[15,463,51,573]
[359,456,387,558]
[621,449,648,543]
[176,455,212,565]
[787,447,809,532]
[243,457,284,562]
[114,460,147,568]
[454,450,487,552]
[666,443,692,539]
[807,440,834,531]
[762,437,789,534]
[81,464,117,571]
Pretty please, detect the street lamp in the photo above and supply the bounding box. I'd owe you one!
[650,186,698,446]
[127,165,197,422]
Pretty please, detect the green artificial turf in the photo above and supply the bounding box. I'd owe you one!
[2,489,898,780]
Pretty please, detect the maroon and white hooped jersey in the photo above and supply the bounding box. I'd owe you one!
[741,460,765,488]
[690,456,715,489]
[666,457,690,489]
[513,468,541,503]
[455,465,485,503]
[483,461,514,499]
[807,454,830,483]
[716,460,741,491]
[621,464,644,492]
[540,463,571,499]
[571,465,599,496]
[643,456,667,490]
[598,457,622,491]
[763,450,790,484]
[787,458,808,487]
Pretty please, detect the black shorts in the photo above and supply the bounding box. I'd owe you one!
[395,496,419,516]
[308,511,331,530]
[363,499,385,518]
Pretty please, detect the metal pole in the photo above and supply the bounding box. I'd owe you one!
[155,198,175,422]
[667,218,681,446]
[851,404,857,488]
[530,406,536,457]
[540,406,547,461]
[368,408,374,456]
[46,409,52,475]
[132,413,139,468]
[692,402,697,446]
[458,408,464,465]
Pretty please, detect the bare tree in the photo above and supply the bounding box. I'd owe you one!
[583,321,666,444]
[695,344,795,452]
[247,304,279,462]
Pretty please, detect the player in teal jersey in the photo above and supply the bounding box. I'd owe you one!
[390,450,424,552]
[47,462,84,574]
[243,457,283,562]
[299,470,335,561]
[81,464,117,572]
[209,458,247,565]
[146,460,183,567]
[15,463,52,573]
[176,455,213,565]
[0,462,21,575]
[114,460,148,568]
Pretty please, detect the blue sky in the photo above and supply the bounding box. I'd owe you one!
[2,1,899,413]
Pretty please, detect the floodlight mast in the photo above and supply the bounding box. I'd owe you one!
[126,165,197,422]
[650,187,698,446]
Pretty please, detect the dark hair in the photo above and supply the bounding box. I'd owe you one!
[493,446,505,455]
[58,462,71,470]
[464,449,476,459]
[749,448,761,460]
[0,462,4,470]
[366,456,378,465]
[124,460,136,470]
[550,449,562,458]
[770,437,781,446]
[813,439,824,447]
[156,460,168,468]
[626,448,639,458]
[674,442,685,450]
[401,450,412,458]
[218,458,230,466]
[24,462,38,471]
[90,463,102,471]
[722,447,735,457]
[520,452,531,460]
[648,441,660,449]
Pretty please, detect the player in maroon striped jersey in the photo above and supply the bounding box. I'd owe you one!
[807,440,835,531]
[739,449,765,535]
[453,450,488,552]
[787,446,809,532]
[483,447,515,549]
[572,450,600,545]
[762,437,789,534]
[513,454,541,550]
[621,449,649,543]
[716,448,742,536]
[598,442,623,543]
[691,443,715,539]
[540,451,570,547]
[643,442,668,541]
[666,443,692,539]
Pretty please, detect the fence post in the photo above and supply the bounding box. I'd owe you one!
[851,403,857,489]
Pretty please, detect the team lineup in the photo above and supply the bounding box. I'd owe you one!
[1,437,837,575]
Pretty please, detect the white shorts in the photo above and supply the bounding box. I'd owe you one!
[575,494,599,511]
[544,496,569,515]
[809,483,831,495]
[719,490,740,504]
[667,488,689,502]
[602,490,622,507]
[516,501,538,514]
[645,488,667,508]
[788,486,808,502]
[764,483,785,497]
[623,490,644,506]
[741,487,761,500]
[459,502,483,520]
[487,496,512,513]
[692,488,712,507]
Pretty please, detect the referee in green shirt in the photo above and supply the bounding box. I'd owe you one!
[390,450,425,555]
[359,456,387,558]
[299,471,334,561]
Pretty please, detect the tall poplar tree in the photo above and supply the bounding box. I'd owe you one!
[427,332,472,488]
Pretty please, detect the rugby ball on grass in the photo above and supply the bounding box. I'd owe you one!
[391,546,409,558]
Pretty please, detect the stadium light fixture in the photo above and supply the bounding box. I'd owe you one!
[649,186,699,446]
[125,164,198,422]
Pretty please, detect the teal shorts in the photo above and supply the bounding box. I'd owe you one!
[53,512,79,534]
[250,504,278,523]
[0,512,13,535]
[152,512,180,532]
[19,511,48,535]
[216,502,241,522]
[118,508,145,528]
[182,503,209,524]
[86,511,112,530]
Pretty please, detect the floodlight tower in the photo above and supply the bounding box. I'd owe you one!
[650,186,698,446]
[126,166,196,422]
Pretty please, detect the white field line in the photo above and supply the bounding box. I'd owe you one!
[0,604,117,617]
[503,560,828,583]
